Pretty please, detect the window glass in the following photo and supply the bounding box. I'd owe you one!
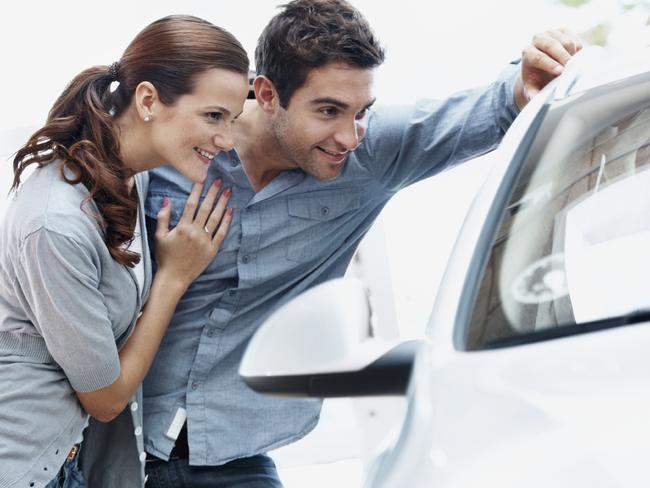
[466,95,650,350]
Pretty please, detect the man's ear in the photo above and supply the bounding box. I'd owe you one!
[134,81,158,121]
[254,76,281,113]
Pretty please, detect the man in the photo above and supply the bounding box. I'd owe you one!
[96,1,581,486]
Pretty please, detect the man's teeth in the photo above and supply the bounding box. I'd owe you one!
[320,147,346,156]
[195,147,215,160]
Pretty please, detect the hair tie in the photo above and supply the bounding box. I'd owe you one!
[108,62,120,81]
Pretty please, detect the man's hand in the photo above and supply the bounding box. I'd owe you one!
[515,28,584,109]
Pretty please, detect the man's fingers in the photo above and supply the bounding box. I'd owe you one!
[195,179,222,227]
[557,27,584,53]
[523,44,565,76]
[516,27,582,108]
[155,197,171,238]
[531,32,572,68]
[179,183,204,224]
[550,28,583,56]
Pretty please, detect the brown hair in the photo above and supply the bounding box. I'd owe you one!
[255,0,384,108]
[12,15,249,266]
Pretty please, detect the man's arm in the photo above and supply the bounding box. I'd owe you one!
[355,28,584,193]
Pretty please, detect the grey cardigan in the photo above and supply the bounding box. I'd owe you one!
[0,161,151,488]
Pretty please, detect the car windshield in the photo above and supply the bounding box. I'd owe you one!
[465,79,650,350]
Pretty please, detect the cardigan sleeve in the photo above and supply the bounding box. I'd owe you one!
[15,227,121,392]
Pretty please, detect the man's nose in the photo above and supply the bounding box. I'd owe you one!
[334,119,361,151]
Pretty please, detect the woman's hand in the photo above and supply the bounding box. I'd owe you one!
[154,179,232,291]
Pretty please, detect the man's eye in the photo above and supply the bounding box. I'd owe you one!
[355,109,368,120]
[207,112,222,120]
[320,107,338,117]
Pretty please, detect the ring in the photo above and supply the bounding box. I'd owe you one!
[204,226,211,234]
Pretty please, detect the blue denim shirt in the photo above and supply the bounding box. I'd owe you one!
[142,66,520,466]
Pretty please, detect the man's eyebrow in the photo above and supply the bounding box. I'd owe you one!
[311,97,377,111]
[364,98,377,110]
[312,97,349,109]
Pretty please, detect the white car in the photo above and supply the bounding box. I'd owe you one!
[240,47,650,487]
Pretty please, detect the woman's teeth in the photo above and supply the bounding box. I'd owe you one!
[195,147,215,160]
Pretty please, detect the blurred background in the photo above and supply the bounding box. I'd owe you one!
[1,1,648,486]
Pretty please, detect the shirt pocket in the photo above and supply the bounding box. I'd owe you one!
[286,188,361,262]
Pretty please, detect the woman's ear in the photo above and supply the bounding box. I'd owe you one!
[253,76,280,113]
[134,81,158,122]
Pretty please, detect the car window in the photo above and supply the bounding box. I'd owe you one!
[464,79,650,350]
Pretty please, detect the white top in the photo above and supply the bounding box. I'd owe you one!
[129,210,145,293]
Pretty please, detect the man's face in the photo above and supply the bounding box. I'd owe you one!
[270,62,375,181]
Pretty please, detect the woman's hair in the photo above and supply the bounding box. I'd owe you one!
[12,15,249,266]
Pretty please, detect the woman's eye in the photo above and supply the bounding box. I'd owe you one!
[207,112,222,120]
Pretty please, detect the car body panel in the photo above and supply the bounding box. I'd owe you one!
[367,47,650,487]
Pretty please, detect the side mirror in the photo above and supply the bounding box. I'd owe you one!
[239,278,420,397]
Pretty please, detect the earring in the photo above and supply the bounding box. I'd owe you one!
[143,115,152,122]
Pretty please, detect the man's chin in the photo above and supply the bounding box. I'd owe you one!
[313,166,344,181]
[310,158,348,181]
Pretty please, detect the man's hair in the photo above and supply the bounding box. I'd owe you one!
[255,0,385,108]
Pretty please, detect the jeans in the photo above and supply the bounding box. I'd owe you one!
[45,447,86,488]
[145,454,283,488]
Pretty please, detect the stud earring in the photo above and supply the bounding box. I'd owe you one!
[144,115,152,122]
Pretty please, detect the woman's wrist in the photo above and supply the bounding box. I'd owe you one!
[151,269,190,299]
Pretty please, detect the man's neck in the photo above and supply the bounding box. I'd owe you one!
[234,103,296,192]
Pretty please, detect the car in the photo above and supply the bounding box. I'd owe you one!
[239,46,650,487]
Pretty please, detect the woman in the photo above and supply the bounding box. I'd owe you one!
[0,15,249,487]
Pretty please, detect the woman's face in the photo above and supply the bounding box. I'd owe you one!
[150,68,249,183]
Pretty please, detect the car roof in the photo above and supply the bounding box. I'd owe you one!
[555,46,650,100]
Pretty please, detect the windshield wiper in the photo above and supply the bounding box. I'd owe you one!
[481,308,650,349]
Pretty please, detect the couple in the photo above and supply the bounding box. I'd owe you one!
[0,1,582,487]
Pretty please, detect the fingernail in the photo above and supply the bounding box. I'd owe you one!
[227,208,234,216]
[213,178,222,188]
[162,196,169,208]
[224,187,232,197]
[553,64,564,75]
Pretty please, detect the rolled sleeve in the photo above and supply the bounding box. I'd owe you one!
[16,228,120,392]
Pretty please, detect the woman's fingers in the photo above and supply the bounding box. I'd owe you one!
[179,183,204,224]
[155,197,171,240]
[194,179,222,227]
[204,187,232,235]
[213,208,233,247]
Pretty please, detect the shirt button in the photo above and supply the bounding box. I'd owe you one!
[134,427,143,436]
[321,206,330,216]
[230,159,238,167]
[139,452,147,463]
[130,402,139,412]
[207,328,216,337]
[242,255,250,264]
[191,382,199,390]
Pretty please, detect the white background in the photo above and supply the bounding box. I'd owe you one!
[1,1,646,486]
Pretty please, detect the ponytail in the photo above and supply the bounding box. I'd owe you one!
[12,65,140,267]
